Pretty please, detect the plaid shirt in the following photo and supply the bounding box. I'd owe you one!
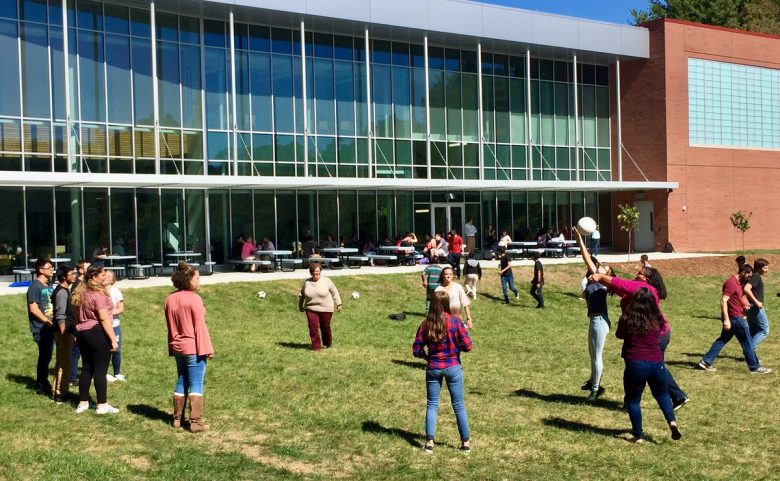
[412,313,473,369]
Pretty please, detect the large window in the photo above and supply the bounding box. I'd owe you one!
[689,58,780,149]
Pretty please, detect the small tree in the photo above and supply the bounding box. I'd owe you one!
[729,210,752,252]
[617,204,640,261]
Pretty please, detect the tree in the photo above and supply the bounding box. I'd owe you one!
[617,204,640,261]
[729,210,752,251]
[630,0,780,35]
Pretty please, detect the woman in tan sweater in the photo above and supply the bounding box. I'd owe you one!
[299,264,342,350]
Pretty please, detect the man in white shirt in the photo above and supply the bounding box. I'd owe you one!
[464,218,477,256]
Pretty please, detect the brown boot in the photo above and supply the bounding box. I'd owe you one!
[172,395,186,428]
[188,395,208,433]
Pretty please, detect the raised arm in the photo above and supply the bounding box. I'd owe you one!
[573,229,598,274]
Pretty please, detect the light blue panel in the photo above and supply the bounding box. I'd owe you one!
[578,21,622,55]
[428,0,482,37]
[531,13,577,49]
[370,0,428,30]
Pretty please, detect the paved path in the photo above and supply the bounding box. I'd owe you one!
[0,251,725,297]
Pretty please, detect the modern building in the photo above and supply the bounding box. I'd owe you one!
[616,18,780,252]
[0,0,678,267]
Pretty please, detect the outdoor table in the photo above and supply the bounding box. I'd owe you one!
[321,247,358,267]
[166,252,201,264]
[29,257,72,269]
[506,242,538,257]
[255,250,293,270]
[378,245,416,265]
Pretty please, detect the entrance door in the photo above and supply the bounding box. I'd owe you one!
[634,201,655,252]
[431,203,465,236]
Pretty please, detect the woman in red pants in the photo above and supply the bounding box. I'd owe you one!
[298,264,342,350]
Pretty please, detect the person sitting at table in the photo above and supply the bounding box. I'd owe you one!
[429,233,448,262]
[91,245,108,265]
[302,236,319,258]
[320,233,338,250]
[400,232,418,246]
[241,236,259,272]
[260,237,275,251]
[111,238,126,256]
[230,234,245,260]
[497,230,512,250]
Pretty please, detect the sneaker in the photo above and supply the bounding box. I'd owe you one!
[585,386,605,401]
[673,397,690,411]
[515,294,520,300]
[75,403,91,414]
[628,436,644,444]
[69,380,79,388]
[581,380,593,391]
[669,422,682,441]
[697,360,716,372]
[106,374,117,383]
[750,367,772,374]
[423,442,434,454]
[460,442,471,453]
[113,374,126,382]
[96,404,119,415]
[53,394,69,405]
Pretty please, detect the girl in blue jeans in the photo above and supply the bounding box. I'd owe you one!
[412,291,473,453]
[616,288,682,443]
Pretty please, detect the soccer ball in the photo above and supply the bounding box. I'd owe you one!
[576,216,597,236]
[351,291,360,300]
[257,290,266,299]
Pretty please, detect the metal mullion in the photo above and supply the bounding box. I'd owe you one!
[178,17,185,175]
[300,20,308,177]
[102,24,110,170]
[203,191,211,261]
[229,11,237,175]
[272,189,278,248]
[157,188,163,263]
[107,187,113,250]
[47,23,55,170]
[573,54,580,182]
[526,50,531,181]
[129,30,137,173]
[22,187,28,258]
[246,44,254,172]
[133,189,139,258]
[52,186,58,252]
[17,22,24,171]
[75,23,84,173]
[199,18,207,177]
[616,58,622,181]
[150,1,160,175]
[332,55,338,177]
[270,47,276,176]
[424,35,430,180]
[364,29,372,178]
[477,42,483,180]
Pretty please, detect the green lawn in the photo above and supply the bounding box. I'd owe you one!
[0,262,778,480]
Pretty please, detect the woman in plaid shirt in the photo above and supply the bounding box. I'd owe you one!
[413,291,473,454]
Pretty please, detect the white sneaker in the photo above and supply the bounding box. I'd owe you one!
[515,294,520,300]
[106,374,117,383]
[96,404,119,415]
[75,403,91,414]
[113,374,126,382]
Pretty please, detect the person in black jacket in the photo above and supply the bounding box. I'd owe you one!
[463,253,482,300]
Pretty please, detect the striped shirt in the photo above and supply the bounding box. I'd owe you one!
[412,313,473,369]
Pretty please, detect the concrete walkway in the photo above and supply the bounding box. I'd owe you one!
[0,251,725,297]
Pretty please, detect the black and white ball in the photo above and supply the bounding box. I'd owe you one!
[351,291,360,300]
[257,290,267,299]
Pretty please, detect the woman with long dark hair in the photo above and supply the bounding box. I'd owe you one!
[71,265,119,415]
[412,291,473,453]
[616,288,682,443]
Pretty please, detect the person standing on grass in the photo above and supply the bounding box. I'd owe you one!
[422,262,445,313]
[447,229,464,279]
[298,264,342,351]
[697,264,772,374]
[464,218,477,258]
[72,265,119,415]
[165,262,214,432]
[51,265,76,404]
[497,248,519,304]
[436,266,473,329]
[530,252,544,309]
[27,258,55,396]
[69,259,90,387]
[103,270,126,383]
[463,253,482,300]
[616,288,682,444]
[412,291,472,454]
[589,266,690,410]
[590,225,600,257]
[744,258,770,349]
[573,229,612,401]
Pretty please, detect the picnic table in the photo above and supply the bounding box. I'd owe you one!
[321,247,358,268]
[255,250,293,270]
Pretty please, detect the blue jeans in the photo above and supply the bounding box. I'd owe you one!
[591,238,600,256]
[588,315,610,389]
[623,360,675,438]
[34,323,55,390]
[702,316,760,371]
[747,306,770,348]
[70,339,80,383]
[111,325,122,375]
[501,275,518,301]
[425,365,469,442]
[174,354,208,396]
[659,330,686,403]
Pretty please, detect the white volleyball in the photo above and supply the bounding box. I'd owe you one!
[351,291,360,300]
[257,290,267,299]
[576,217,598,236]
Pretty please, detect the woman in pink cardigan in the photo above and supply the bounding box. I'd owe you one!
[164,262,214,432]
[298,264,342,350]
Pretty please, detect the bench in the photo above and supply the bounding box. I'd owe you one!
[203,261,216,275]
[281,258,303,272]
[565,246,581,257]
[544,248,564,258]
[346,255,369,269]
[307,257,340,268]
[13,269,32,283]
[505,249,524,259]
[128,264,153,279]
[151,263,164,276]
[526,248,545,258]
[367,254,398,266]
[228,259,272,271]
[168,262,200,268]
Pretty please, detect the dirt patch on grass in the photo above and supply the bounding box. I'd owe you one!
[120,455,152,470]
[610,254,780,278]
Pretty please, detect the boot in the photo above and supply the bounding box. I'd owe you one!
[172,395,186,428]
[188,394,208,433]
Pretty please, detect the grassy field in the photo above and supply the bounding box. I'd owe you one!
[0,261,778,480]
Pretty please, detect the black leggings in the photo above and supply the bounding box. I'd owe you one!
[75,325,111,404]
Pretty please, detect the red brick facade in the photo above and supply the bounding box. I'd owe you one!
[614,19,780,252]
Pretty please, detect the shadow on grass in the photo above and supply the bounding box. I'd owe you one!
[391,359,426,370]
[692,315,720,320]
[361,420,425,448]
[479,292,506,302]
[562,292,585,300]
[665,360,701,369]
[682,352,744,362]
[514,389,624,412]
[542,417,635,440]
[127,404,170,424]
[403,311,428,318]
[6,373,37,392]
[276,342,312,350]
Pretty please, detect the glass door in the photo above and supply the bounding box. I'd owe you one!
[431,203,465,236]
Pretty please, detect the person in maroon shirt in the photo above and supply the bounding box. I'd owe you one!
[447,229,464,278]
[412,291,472,453]
[616,288,682,444]
[698,264,771,374]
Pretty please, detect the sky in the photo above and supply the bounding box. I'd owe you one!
[481,0,651,25]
